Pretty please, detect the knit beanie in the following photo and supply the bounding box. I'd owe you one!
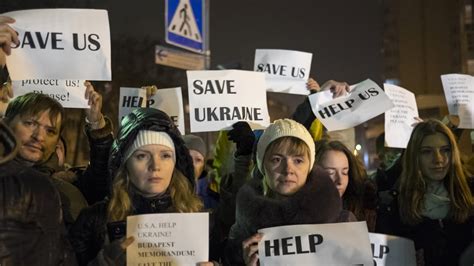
[256,119,315,174]
[124,130,176,162]
[183,134,207,158]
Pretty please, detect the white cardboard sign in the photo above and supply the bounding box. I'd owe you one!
[257,222,373,266]
[309,79,394,131]
[369,233,416,266]
[4,9,111,81]
[148,87,185,134]
[11,79,88,108]
[440,74,474,129]
[384,84,419,148]
[187,70,270,133]
[254,49,312,95]
[126,213,208,266]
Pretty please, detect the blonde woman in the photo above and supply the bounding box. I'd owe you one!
[69,108,202,265]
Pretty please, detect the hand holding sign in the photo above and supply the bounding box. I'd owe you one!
[242,233,263,266]
[320,79,351,98]
[100,236,134,265]
[84,81,105,129]
[0,16,19,56]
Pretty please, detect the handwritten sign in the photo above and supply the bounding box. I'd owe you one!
[254,49,312,95]
[384,84,419,148]
[127,213,208,266]
[4,9,111,81]
[441,74,474,129]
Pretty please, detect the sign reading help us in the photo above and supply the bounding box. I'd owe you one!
[187,70,270,133]
[309,79,394,131]
[12,79,88,108]
[257,222,373,266]
[4,9,111,81]
[254,49,312,95]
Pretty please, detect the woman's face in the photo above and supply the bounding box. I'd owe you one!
[319,150,349,197]
[126,144,175,197]
[189,149,205,179]
[419,132,451,182]
[264,145,310,196]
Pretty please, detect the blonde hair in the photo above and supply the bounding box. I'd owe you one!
[107,166,203,222]
[262,136,311,196]
[398,119,473,225]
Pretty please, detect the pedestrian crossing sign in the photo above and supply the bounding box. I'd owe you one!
[166,0,209,54]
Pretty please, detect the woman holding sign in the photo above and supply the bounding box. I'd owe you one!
[377,119,474,265]
[224,119,355,265]
[314,139,378,231]
[69,108,203,265]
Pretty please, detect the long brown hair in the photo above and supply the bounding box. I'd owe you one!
[315,140,369,221]
[398,119,473,225]
[107,166,203,222]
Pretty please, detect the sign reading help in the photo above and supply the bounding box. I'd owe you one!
[148,87,186,134]
[257,222,373,266]
[369,233,416,266]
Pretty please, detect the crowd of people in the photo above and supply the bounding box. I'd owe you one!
[1,14,474,266]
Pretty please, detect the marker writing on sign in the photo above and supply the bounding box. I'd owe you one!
[318,88,379,119]
[264,234,323,257]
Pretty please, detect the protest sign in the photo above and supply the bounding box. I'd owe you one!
[119,87,147,122]
[309,79,394,131]
[441,74,474,129]
[148,87,185,134]
[11,79,88,108]
[369,233,416,266]
[257,222,372,266]
[384,84,419,148]
[127,213,208,266]
[4,9,111,81]
[254,49,312,95]
[187,70,270,133]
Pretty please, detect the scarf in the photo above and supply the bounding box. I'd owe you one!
[422,181,450,220]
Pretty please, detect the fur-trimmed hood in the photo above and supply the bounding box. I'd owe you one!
[230,166,354,241]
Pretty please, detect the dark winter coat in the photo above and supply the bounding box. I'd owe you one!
[375,181,474,266]
[0,159,77,266]
[69,192,175,266]
[224,166,356,265]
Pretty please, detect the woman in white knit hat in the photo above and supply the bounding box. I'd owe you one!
[224,118,355,266]
[69,108,204,265]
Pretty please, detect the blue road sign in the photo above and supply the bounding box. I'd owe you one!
[165,0,209,54]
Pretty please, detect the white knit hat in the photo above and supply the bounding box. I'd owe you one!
[256,119,315,174]
[124,130,175,161]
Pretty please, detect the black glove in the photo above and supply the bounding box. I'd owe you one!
[228,121,255,156]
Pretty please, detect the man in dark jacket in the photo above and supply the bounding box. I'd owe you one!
[0,121,77,265]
